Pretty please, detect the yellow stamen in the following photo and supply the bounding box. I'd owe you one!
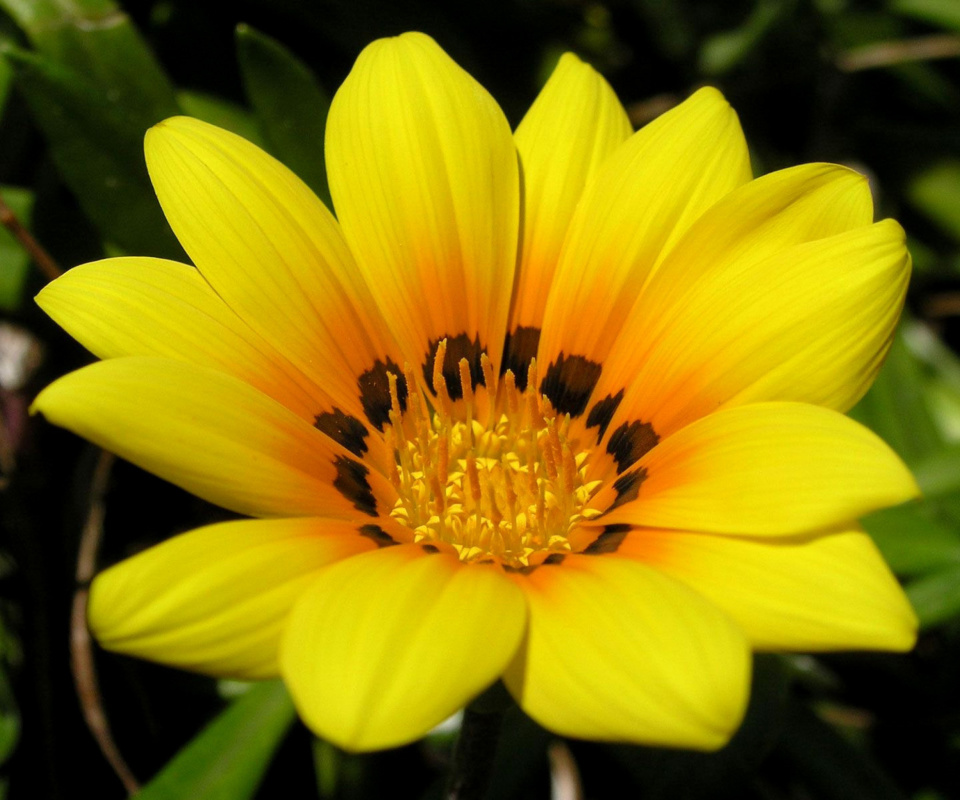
[386,347,603,567]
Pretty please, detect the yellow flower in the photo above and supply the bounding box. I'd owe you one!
[33,32,918,752]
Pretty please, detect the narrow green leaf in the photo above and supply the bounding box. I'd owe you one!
[0,0,178,124]
[698,0,788,75]
[891,0,960,33]
[862,502,960,576]
[236,24,331,206]
[906,565,960,627]
[3,47,181,258]
[135,680,296,800]
[0,187,34,310]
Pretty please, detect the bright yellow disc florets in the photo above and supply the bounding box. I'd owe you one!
[386,341,603,568]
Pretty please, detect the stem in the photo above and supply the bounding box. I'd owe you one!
[0,190,62,281]
[70,450,141,795]
[837,33,960,72]
[444,704,506,800]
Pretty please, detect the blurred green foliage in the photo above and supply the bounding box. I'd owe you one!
[0,0,959,798]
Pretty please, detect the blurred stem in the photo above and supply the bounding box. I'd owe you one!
[837,34,960,72]
[445,702,505,800]
[70,450,140,796]
[0,189,62,281]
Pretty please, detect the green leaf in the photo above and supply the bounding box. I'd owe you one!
[0,186,35,310]
[862,502,960,576]
[849,327,945,464]
[908,161,960,241]
[135,680,296,800]
[906,565,960,627]
[698,0,789,75]
[176,90,264,147]
[236,24,331,206]
[3,47,181,258]
[890,0,960,33]
[911,445,960,499]
[0,0,178,124]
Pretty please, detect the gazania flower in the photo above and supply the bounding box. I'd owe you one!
[34,32,917,752]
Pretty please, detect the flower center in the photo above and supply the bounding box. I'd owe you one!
[385,341,603,568]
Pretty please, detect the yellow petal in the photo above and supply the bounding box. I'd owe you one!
[144,116,404,429]
[504,554,750,749]
[32,357,395,520]
[37,258,322,421]
[280,545,526,751]
[89,518,380,679]
[598,402,918,534]
[506,53,631,366]
[590,173,907,443]
[325,32,519,399]
[536,87,751,415]
[618,527,917,651]
[36,257,395,466]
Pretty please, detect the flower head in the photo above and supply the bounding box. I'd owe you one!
[34,32,918,751]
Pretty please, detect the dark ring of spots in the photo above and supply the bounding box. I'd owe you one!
[607,468,647,513]
[421,544,440,554]
[607,420,659,474]
[542,553,567,566]
[586,389,624,443]
[314,408,370,457]
[501,326,541,391]
[583,524,632,555]
[540,353,602,418]
[358,358,407,432]
[422,333,485,401]
[333,456,378,517]
[358,524,397,548]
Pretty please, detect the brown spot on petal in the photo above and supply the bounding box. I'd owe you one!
[333,456,378,516]
[314,408,369,457]
[540,354,602,417]
[586,390,624,443]
[422,333,485,400]
[607,468,647,513]
[359,358,407,432]
[607,420,659,474]
[501,326,541,391]
[583,524,631,555]
[358,524,396,548]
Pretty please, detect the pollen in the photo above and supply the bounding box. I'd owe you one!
[386,341,604,568]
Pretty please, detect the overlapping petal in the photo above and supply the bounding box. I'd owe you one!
[36,257,324,422]
[144,116,402,425]
[32,357,395,519]
[89,518,379,678]
[617,527,917,651]
[597,402,918,534]
[504,555,751,749]
[326,32,519,393]
[589,168,908,444]
[507,53,632,348]
[281,545,526,751]
[537,87,752,383]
